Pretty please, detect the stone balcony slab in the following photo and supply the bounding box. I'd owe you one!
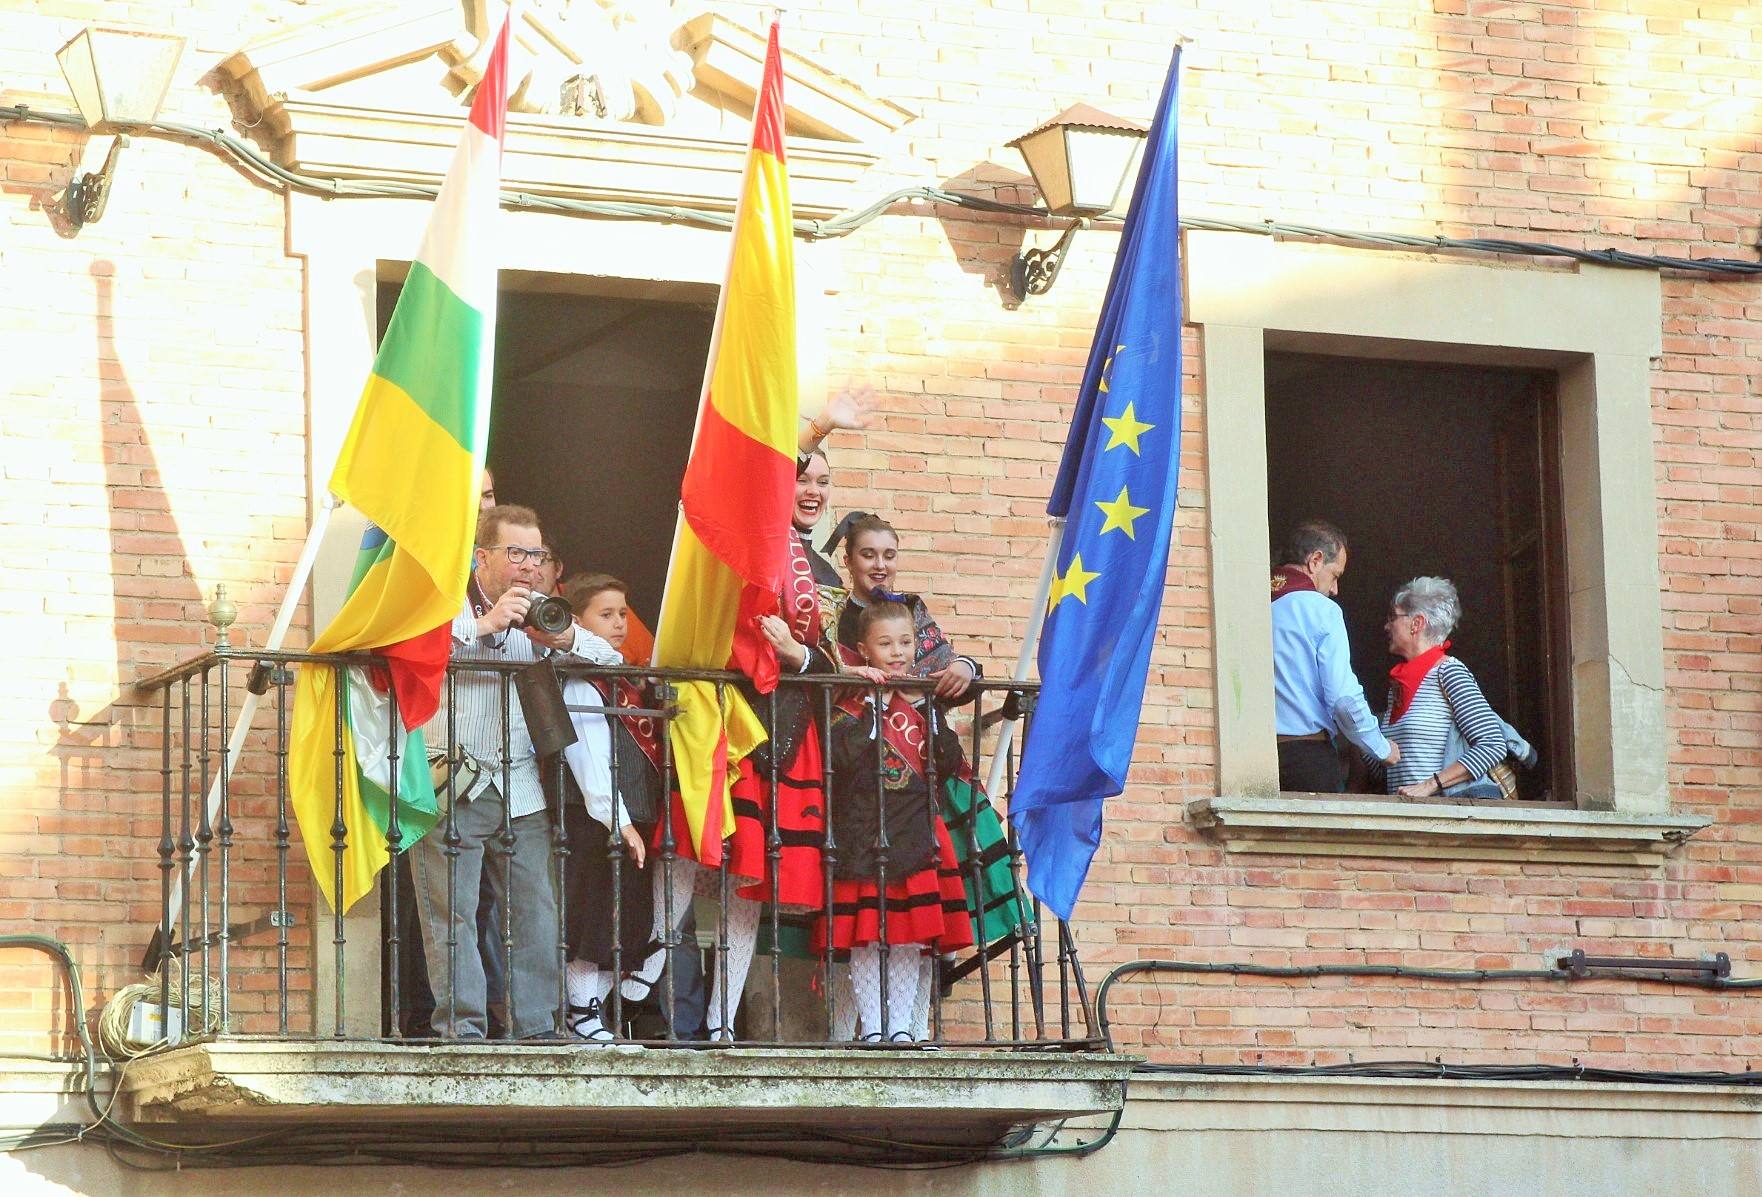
[115,1040,1133,1146]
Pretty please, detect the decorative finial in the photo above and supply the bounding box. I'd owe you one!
[208,583,238,647]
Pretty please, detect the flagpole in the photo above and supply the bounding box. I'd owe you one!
[163,492,340,941]
[985,516,1065,800]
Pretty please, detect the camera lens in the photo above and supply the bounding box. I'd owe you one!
[527,592,573,636]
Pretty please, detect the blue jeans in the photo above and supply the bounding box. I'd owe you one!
[409,787,560,1039]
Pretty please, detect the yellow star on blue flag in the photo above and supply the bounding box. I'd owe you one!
[1094,486,1149,539]
[1012,45,1185,922]
[1049,553,1101,607]
[1101,404,1154,454]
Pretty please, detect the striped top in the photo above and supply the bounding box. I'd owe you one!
[1378,656,1507,791]
[428,604,621,820]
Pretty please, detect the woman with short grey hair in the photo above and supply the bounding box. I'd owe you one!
[1373,576,1507,799]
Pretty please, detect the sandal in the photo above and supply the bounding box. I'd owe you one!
[618,941,669,1003]
[566,999,615,1044]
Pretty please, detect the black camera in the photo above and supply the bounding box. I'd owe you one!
[525,591,574,636]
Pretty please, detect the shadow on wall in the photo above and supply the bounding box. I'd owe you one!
[930,162,1046,310]
[26,263,209,1053]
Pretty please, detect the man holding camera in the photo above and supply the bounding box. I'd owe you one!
[410,503,621,1039]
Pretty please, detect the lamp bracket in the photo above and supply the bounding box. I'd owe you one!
[66,133,128,227]
[1008,217,1090,303]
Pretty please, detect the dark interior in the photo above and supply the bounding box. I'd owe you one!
[1263,352,1570,798]
[377,273,717,623]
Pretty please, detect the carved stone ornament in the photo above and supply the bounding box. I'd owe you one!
[445,0,696,123]
[216,1,914,218]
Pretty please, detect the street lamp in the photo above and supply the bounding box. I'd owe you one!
[1005,103,1146,302]
[54,26,185,226]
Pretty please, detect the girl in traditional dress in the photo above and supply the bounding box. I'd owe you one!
[556,574,660,1042]
[819,601,974,1042]
[823,513,1028,1040]
[826,513,981,701]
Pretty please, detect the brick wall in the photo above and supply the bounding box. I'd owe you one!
[0,2,313,1046]
[2,0,1758,1066]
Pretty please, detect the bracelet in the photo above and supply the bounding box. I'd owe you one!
[1431,772,1443,793]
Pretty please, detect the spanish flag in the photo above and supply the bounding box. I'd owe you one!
[287,16,511,913]
[653,20,798,860]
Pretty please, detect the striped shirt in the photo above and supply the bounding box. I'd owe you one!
[427,604,621,820]
[1379,656,1507,791]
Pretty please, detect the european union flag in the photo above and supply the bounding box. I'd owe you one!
[1011,48,1183,922]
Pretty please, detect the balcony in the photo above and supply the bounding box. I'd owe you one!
[120,648,1131,1149]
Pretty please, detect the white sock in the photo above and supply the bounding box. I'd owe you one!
[850,944,924,1040]
[565,960,612,1010]
[851,945,882,1039]
[912,952,933,1040]
[706,896,761,1037]
[885,947,922,1039]
[630,858,699,986]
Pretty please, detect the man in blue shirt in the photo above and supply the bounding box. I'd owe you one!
[1271,521,1400,792]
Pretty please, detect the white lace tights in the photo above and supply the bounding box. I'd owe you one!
[846,945,931,1041]
[627,859,760,1037]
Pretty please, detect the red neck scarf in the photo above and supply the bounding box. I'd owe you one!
[1388,641,1451,723]
[1271,565,1316,601]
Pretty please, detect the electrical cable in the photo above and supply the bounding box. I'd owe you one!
[97,969,218,1059]
[4,103,1760,277]
[1098,958,1762,1091]
[0,935,99,1152]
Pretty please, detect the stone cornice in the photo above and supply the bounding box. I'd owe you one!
[214,6,914,219]
[269,99,877,218]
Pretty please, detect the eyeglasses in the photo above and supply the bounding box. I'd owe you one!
[484,545,554,566]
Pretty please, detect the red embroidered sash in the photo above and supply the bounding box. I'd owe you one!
[835,689,974,788]
[784,530,821,647]
[591,676,663,773]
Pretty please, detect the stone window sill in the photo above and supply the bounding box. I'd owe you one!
[1186,796,1709,866]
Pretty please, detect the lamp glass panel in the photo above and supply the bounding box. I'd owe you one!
[54,31,105,129]
[1102,139,1147,218]
[1014,126,1075,215]
[94,29,184,124]
[1064,128,1144,214]
[58,28,184,128]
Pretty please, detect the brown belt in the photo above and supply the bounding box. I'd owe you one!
[1276,731,1329,744]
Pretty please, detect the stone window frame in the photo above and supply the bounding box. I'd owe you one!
[1183,231,1707,863]
[288,191,836,1030]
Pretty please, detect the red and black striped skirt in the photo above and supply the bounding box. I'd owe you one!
[726,726,828,912]
[813,819,974,952]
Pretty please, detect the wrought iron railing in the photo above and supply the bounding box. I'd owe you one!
[131,648,1098,1050]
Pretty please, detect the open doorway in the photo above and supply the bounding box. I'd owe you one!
[1264,352,1573,801]
[377,269,717,625]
